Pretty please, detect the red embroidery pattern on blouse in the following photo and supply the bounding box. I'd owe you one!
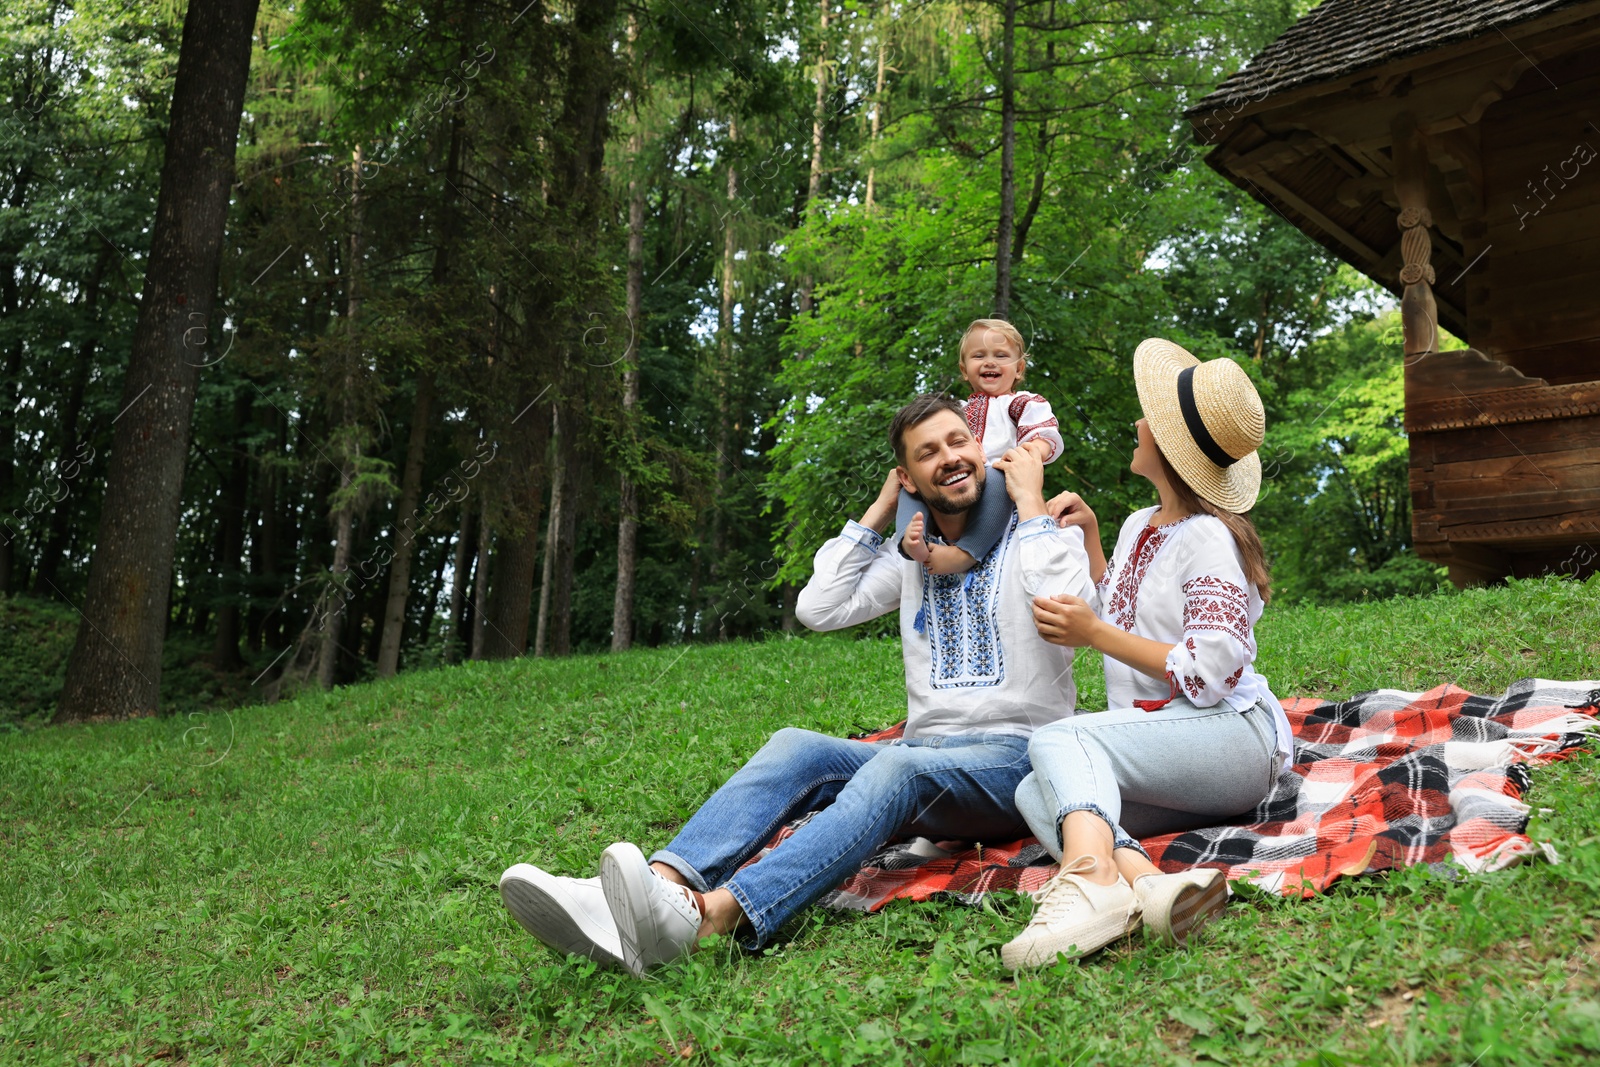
[1181,575,1251,645]
[965,394,988,443]
[1007,393,1039,425]
[1106,525,1168,632]
[1017,417,1060,460]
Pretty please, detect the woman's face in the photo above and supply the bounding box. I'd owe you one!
[1130,418,1161,481]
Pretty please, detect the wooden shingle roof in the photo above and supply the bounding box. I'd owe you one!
[1186,0,1587,115]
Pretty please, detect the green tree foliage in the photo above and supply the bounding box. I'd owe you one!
[1254,310,1452,603]
[0,0,1459,718]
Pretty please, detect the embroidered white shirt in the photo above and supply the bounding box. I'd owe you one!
[797,509,1095,739]
[964,392,1064,464]
[1094,506,1294,765]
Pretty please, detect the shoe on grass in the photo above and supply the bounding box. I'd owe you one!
[599,842,704,976]
[499,864,623,968]
[1001,856,1140,971]
[1135,868,1228,946]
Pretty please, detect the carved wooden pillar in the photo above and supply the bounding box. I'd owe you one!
[1391,112,1438,357]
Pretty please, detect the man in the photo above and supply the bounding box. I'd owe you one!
[499,394,1095,974]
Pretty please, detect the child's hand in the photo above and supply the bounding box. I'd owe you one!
[901,512,932,566]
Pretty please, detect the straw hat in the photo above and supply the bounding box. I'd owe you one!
[1132,338,1265,513]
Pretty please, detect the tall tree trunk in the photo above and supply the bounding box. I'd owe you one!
[711,117,738,639]
[992,0,1018,319]
[33,246,111,595]
[534,405,565,657]
[470,499,490,659]
[797,0,829,316]
[447,499,474,661]
[417,541,448,649]
[55,0,261,721]
[247,408,283,652]
[376,374,435,677]
[864,24,887,212]
[611,113,646,652]
[318,143,366,690]
[549,453,579,656]
[485,489,542,659]
[211,391,252,669]
[318,461,355,689]
[1012,121,1049,264]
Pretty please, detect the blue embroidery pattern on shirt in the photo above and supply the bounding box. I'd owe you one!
[923,513,1014,689]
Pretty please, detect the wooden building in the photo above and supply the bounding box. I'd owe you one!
[1185,0,1600,584]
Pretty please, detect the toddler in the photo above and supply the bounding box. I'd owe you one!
[897,319,1063,573]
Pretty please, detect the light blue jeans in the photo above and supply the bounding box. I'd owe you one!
[1015,698,1280,860]
[651,727,1032,946]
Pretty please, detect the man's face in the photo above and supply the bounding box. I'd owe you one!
[896,410,987,514]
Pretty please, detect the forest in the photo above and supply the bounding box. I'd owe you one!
[1,0,1452,724]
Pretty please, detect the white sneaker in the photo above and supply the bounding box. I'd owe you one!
[1001,856,1140,971]
[499,864,624,968]
[1135,869,1228,946]
[599,842,704,976]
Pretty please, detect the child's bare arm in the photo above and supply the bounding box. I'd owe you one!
[1019,437,1054,462]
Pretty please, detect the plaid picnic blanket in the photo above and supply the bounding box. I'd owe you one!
[753,679,1599,909]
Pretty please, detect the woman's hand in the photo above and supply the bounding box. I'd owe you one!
[1046,490,1096,533]
[1031,593,1102,648]
[993,446,1046,519]
[1045,490,1106,584]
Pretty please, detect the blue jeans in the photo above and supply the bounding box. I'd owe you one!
[1015,698,1280,860]
[651,727,1032,946]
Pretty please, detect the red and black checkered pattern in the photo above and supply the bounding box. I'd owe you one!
[772,679,1600,912]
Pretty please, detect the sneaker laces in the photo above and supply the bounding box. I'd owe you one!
[1030,855,1100,924]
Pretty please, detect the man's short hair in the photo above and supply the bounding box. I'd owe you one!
[890,394,966,465]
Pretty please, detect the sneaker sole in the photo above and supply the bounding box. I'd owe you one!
[1156,873,1228,947]
[600,843,658,976]
[499,867,623,969]
[1001,909,1141,971]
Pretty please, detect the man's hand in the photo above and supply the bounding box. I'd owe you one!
[859,469,904,533]
[1031,593,1101,648]
[1020,437,1054,462]
[992,445,1047,520]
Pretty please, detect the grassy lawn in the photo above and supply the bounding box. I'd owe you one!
[3,577,1600,1065]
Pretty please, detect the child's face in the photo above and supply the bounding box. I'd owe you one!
[960,329,1024,396]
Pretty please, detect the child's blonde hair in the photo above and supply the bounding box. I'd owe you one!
[959,319,1028,380]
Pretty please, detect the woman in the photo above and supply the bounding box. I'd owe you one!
[998,338,1294,971]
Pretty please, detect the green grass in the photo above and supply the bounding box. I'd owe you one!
[3,577,1599,1065]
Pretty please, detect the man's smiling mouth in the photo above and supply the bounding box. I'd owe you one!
[939,469,972,487]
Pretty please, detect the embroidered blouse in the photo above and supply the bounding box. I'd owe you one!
[797,513,1096,739]
[1094,506,1293,765]
[964,392,1064,464]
